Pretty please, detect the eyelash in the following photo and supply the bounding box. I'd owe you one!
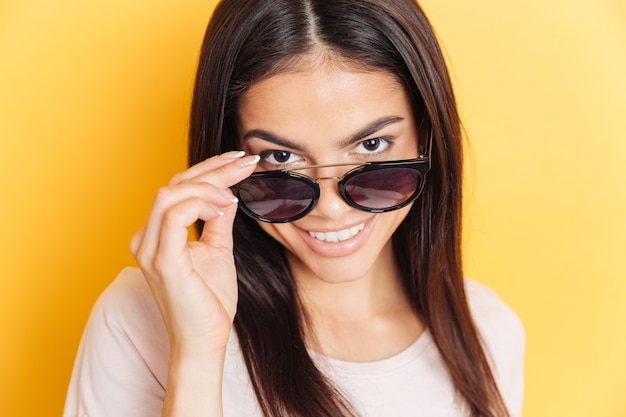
[258,137,393,169]
[352,137,391,157]
[258,150,303,168]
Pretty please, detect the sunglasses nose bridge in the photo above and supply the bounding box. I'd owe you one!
[313,175,341,184]
[300,162,357,184]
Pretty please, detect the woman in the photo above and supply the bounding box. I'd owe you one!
[64,0,524,416]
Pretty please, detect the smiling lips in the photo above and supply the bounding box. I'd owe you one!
[307,223,365,243]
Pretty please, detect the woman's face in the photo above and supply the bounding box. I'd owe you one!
[237,57,419,285]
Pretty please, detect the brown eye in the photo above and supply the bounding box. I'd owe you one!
[259,150,300,167]
[272,150,292,163]
[354,137,390,156]
[362,138,381,151]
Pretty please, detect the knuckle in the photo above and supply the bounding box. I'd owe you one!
[151,256,168,276]
[162,206,184,226]
[133,248,151,271]
[153,186,174,205]
[129,235,139,256]
[168,172,183,186]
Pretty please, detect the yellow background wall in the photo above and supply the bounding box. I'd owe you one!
[0,1,624,416]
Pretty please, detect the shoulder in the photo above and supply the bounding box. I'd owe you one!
[89,266,169,361]
[464,278,525,357]
[465,279,524,340]
[83,266,169,369]
[94,267,158,314]
[95,266,156,314]
[64,268,170,417]
[464,279,525,416]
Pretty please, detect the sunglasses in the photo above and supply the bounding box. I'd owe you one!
[233,135,432,223]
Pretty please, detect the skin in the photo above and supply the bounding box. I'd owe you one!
[238,55,424,361]
[131,53,424,416]
[131,151,258,416]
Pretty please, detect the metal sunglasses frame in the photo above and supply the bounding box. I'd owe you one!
[233,131,433,223]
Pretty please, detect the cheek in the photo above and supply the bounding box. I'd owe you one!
[379,205,413,239]
[256,222,291,247]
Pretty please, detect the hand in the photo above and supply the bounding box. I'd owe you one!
[130,151,259,356]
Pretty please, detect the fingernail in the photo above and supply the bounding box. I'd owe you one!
[236,155,260,167]
[220,150,245,159]
[218,188,239,204]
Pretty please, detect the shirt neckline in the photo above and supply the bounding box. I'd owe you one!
[308,329,433,376]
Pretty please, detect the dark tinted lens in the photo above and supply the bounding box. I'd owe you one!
[237,176,315,220]
[344,167,419,209]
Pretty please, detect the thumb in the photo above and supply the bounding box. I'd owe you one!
[197,201,238,251]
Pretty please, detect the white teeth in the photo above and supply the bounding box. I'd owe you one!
[308,223,365,242]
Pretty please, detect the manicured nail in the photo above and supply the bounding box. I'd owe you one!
[235,155,260,167]
[220,150,245,159]
[218,188,239,204]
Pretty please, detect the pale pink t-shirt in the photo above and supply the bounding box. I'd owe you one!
[63,267,525,417]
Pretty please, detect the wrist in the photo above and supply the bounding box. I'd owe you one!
[162,349,227,417]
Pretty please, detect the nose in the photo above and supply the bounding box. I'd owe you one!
[308,169,352,220]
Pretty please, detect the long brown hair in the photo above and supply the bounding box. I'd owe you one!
[189,0,509,416]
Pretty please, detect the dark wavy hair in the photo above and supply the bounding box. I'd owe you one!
[188,0,509,416]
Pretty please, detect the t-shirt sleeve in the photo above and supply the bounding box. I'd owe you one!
[63,268,170,417]
[465,279,526,417]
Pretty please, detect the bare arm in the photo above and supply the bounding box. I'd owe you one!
[161,350,226,417]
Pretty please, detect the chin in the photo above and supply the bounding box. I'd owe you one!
[286,245,389,286]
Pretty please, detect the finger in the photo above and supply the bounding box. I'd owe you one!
[136,155,258,268]
[154,197,228,275]
[197,199,238,251]
[136,182,238,265]
[181,154,260,190]
[169,151,246,186]
[130,224,146,256]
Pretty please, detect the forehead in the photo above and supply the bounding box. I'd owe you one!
[241,52,405,103]
[236,57,412,144]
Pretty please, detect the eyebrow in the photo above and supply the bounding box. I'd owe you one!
[241,129,306,152]
[241,116,405,151]
[336,116,405,148]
